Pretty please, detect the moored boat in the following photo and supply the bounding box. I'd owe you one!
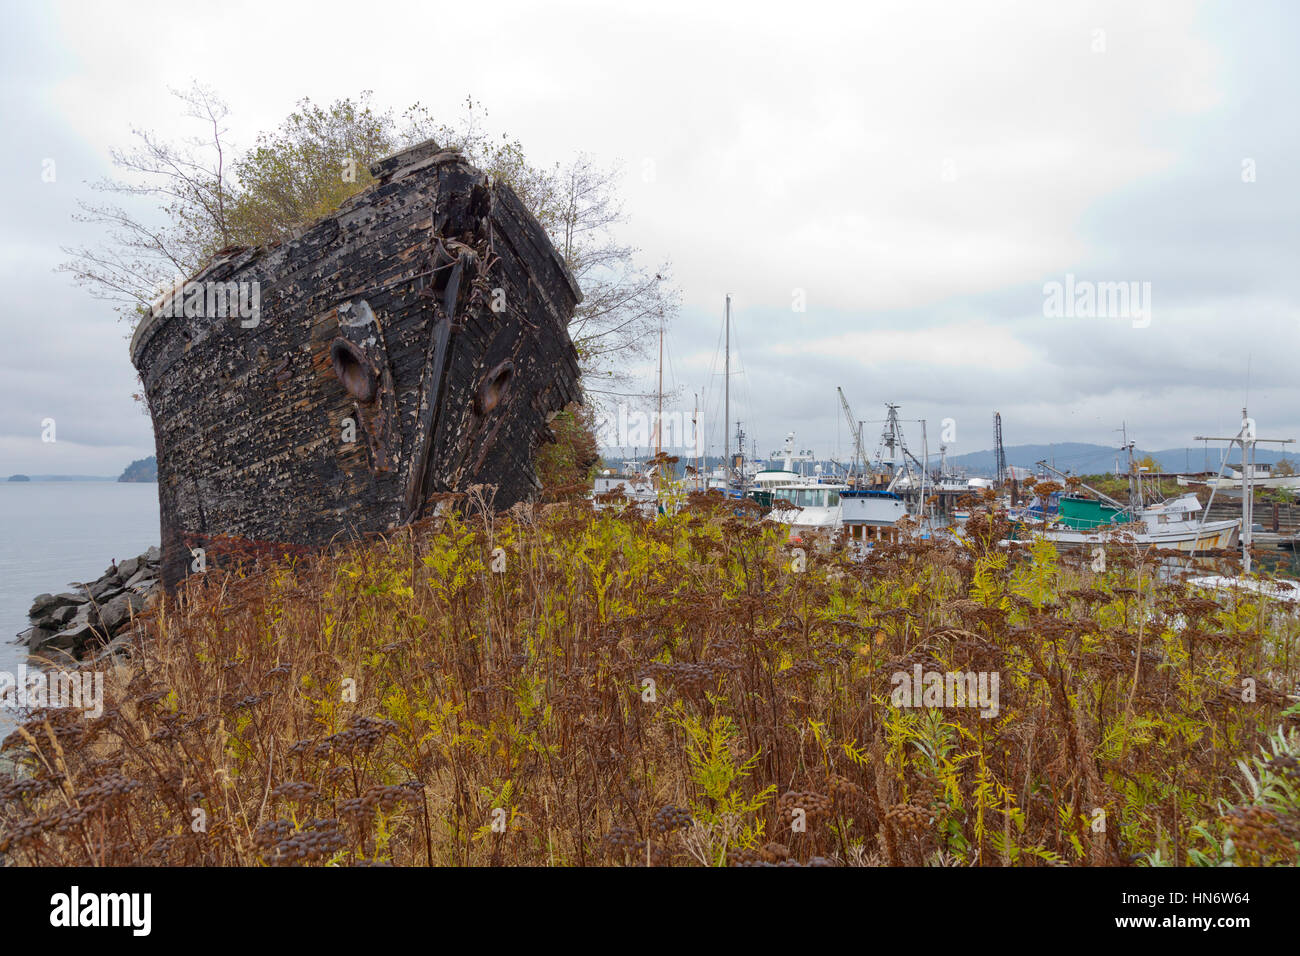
[1010,491,1239,552]
[1011,448,1241,553]
[840,489,909,543]
[592,463,660,514]
[766,478,848,538]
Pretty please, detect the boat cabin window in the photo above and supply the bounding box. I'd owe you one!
[777,488,805,507]
[775,488,842,508]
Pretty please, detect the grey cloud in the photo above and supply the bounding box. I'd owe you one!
[1,0,1297,475]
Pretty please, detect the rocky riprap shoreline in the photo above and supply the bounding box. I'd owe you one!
[14,547,162,663]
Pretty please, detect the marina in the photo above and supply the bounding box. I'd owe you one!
[590,300,1297,577]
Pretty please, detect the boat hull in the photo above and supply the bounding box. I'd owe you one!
[769,505,842,536]
[1010,518,1240,552]
[131,142,582,589]
[840,491,908,527]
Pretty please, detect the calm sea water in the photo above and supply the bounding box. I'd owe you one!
[0,482,159,736]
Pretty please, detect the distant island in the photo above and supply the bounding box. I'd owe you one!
[118,456,158,483]
[1,462,158,482]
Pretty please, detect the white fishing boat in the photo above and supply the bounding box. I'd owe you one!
[767,477,848,537]
[751,433,816,490]
[1013,446,1240,552]
[592,464,660,513]
[1015,493,1241,552]
[749,436,845,534]
[759,447,917,545]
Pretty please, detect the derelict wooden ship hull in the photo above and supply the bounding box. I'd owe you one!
[130,140,582,589]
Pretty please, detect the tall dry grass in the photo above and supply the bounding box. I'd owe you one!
[2,491,1298,866]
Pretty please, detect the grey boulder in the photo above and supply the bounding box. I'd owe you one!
[56,603,80,624]
[28,592,79,618]
[35,622,102,656]
[124,567,154,590]
[40,603,81,628]
[66,603,95,628]
[92,587,125,607]
[87,577,121,601]
[99,591,146,634]
[20,626,54,651]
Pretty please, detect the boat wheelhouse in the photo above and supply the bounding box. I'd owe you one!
[766,479,847,536]
[840,489,909,543]
[1055,495,1122,529]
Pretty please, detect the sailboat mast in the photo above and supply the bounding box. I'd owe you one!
[656,326,663,461]
[653,324,663,493]
[724,294,731,492]
[1245,411,1254,566]
[694,392,701,491]
[920,419,928,519]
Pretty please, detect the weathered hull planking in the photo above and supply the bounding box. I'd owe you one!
[131,140,583,589]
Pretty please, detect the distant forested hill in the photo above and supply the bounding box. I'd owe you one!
[945,443,1297,476]
[118,456,158,482]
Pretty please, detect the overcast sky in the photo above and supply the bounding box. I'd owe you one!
[1,0,1296,476]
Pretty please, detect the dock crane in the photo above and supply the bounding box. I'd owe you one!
[838,387,867,480]
[994,412,1007,486]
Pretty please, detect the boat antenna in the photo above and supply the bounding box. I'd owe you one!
[693,391,701,492]
[1125,440,1141,512]
[735,420,746,490]
[993,412,1006,486]
[1195,408,1294,574]
[654,319,663,493]
[919,419,929,522]
[723,294,731,492]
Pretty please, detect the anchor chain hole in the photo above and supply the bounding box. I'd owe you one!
[330,338,377,403]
